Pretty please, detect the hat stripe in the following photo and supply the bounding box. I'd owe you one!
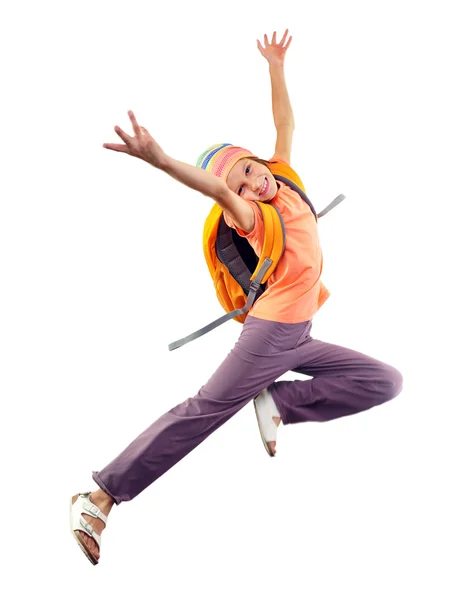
[198,143,232,170]
[196,143,257,181]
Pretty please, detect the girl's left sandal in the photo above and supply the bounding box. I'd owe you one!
[253,388,281,457]
[70,492,108,565]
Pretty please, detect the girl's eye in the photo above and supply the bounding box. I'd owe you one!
[238,165,251,194]
[238,165,251,195]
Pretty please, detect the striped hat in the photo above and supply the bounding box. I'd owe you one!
[196,143,258,181]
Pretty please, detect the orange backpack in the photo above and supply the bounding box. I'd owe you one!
[169,161,344,351]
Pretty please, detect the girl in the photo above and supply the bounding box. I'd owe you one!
[70,29,403,565]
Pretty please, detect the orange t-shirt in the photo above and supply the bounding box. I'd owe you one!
[223,156,330,323]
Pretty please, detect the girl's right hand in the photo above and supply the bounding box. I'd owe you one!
[103,110,167,169]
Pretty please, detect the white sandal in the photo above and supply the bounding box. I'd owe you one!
[253,388,281,457]
[70,492,108,565]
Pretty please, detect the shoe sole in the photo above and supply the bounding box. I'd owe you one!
[253,398,276,457]
[69,495,99,565]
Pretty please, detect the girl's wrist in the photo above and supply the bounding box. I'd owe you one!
[153,152,170,171]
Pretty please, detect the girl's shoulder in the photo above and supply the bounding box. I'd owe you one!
[267,155,307,196]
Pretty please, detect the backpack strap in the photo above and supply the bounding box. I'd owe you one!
[168,202,285,351]
[168,260,270,351]
[317,194,346,217]
[274,174,318,220]
[251,201,286,284]
[269,161,346,218]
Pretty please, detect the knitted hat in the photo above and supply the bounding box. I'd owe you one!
[196,143,258,181]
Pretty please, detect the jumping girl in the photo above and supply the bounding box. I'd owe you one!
[70,29,403,565]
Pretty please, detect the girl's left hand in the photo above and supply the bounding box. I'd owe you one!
[257,29,292,65]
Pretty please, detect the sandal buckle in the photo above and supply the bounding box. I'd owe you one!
[85,522,93,535]
[83,500,100,518]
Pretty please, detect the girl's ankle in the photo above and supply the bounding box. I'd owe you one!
[91,489,115,510]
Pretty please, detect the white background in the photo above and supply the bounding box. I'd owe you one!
[1,0,451,598]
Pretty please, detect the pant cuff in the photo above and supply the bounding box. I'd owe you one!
[268,383,288,425]
[92,471,122,506]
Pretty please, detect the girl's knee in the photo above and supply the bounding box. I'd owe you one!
[382,364,403,402]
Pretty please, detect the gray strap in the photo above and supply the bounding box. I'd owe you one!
[169,259,272,351]
[317,194,346,218]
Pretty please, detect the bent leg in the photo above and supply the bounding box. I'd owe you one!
[269,336,403,425]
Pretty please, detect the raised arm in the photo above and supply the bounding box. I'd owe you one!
[103,111,255,232]
[257,29,295,163]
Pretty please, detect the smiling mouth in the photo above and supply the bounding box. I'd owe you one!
[260,178,268,196]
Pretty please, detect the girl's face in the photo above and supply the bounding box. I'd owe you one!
[226,158,278,202]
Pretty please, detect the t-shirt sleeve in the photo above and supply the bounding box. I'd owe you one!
[268,154,290,166]
[268,154,307,193]
[223,201,264,241]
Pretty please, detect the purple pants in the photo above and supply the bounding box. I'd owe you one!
[92,316,403,504]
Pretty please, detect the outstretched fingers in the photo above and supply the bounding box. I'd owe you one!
[261,30,292,49]
[103,111,164,167]
[103,123,132,153]
[279,29,289,46]
[103,142,130,153]
[103,111,141,154]
[276,29,292,48]
[113,124,132,145]
[128,110,142,138]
